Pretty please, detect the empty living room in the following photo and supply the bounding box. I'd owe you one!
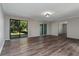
[1,3,79,56]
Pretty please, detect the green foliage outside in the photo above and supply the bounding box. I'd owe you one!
[10,19,28,36]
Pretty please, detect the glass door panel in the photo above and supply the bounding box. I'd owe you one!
[19,20,28,37]
[10,19,20,39]
[40,24,43,36]
[10,19,28,39]
[44,24,47,35]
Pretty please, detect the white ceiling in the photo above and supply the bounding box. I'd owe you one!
[2,3,79,21]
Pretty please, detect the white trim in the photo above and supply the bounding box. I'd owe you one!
[0,40,5,54]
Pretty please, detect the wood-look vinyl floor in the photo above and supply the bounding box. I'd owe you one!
[1,36,79,56]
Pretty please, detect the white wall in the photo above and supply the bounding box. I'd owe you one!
[51,22,58,36]
[67,18,79,39]
[58,23,63,34]
[47,23,51,35]
[0,4,5,54]
[4,15,10,40]
[28,20,40,37]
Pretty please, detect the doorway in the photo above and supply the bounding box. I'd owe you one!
[58,22,67,38]
[10,19,28,39]
[62,24,67,37]
[62,24,67,34]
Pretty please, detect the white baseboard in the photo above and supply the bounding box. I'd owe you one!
[0,40,5,54]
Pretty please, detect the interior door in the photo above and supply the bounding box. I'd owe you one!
[40,24,43,36]
[40,24,47,36]
[44,24,47,35]
[62,24,67,34]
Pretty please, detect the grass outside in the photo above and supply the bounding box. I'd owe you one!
[11,32,25,35]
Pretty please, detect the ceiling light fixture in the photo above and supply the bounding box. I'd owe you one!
[41,11,55,17]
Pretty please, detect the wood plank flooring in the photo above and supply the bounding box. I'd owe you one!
[1,36,79,56]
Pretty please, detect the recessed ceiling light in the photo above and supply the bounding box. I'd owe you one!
[41,11,55,17]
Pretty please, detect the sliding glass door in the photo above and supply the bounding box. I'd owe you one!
[10,19,28,39]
